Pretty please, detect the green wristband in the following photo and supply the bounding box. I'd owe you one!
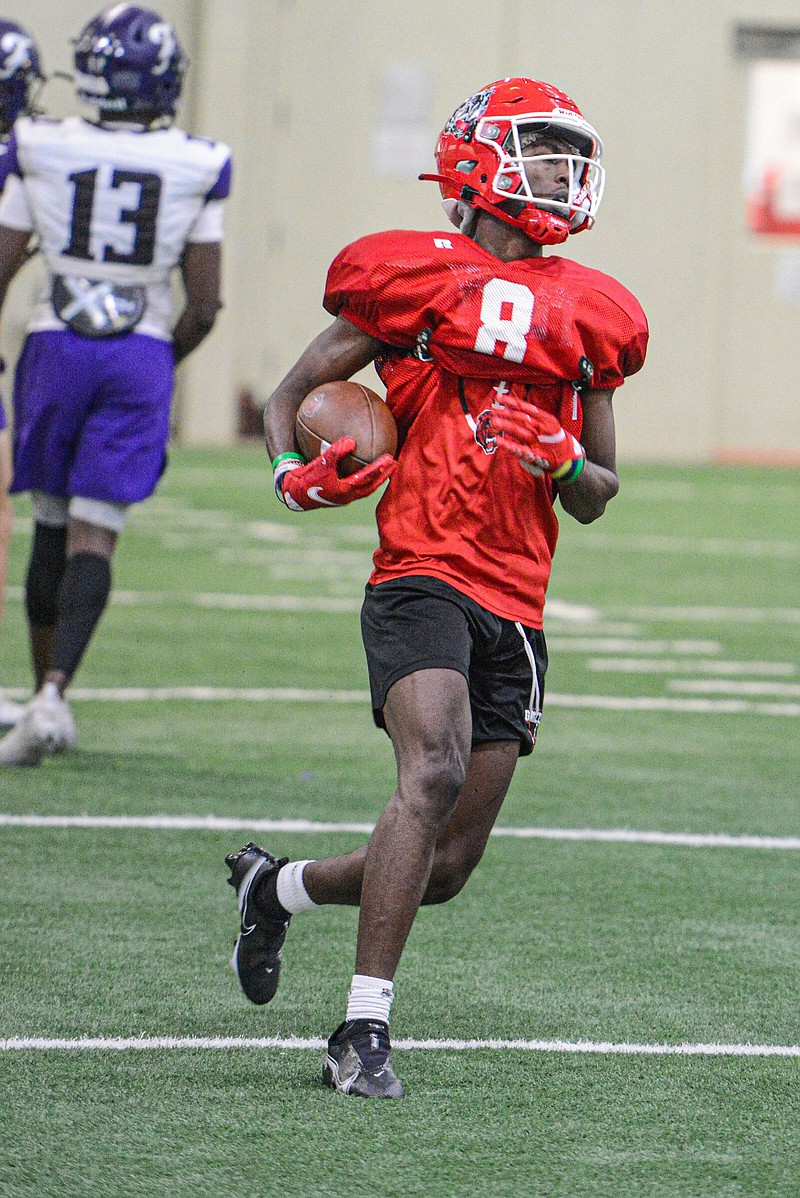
[271,451,304,471]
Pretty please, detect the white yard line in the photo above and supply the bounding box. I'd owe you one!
[547,693,800,716]
[670,679,800,697]
[1,1035,796,1057]
[588,659,796,677]
[582,534,800,560]
[2,685,799,716]
[549,639,722,655]
[2,685,373,703]
[1,814,797,850]
[611,605,800,624]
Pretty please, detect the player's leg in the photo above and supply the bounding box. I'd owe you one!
[43,513,118,698]
[223,742,516,1022]
[421,738,520,903]
[0,424,24,729]
[225,734,520,1098]
[355,664,473,978]
[0,332,89,763]
[225,667,473,1004]
[42,332,172,703]
[25,493,70,689]
[0,507,120,766]
[322,664,472,1099]
[226,580,474,1001]
[285,744,515,906]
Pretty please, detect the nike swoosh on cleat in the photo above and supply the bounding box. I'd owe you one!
[237,859,265,934]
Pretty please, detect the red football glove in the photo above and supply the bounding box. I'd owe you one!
[491,396,586,483]
[274,437,396,511]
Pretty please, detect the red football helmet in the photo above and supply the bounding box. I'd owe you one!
[421,78,605,246]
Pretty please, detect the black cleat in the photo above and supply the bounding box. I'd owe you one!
[323,1019,406,1098]
[225,842,290,1005]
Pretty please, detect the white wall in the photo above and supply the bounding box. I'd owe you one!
[3,0,800,461]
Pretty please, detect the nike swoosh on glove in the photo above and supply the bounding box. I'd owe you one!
[275,437,396,511]
[490,396,586,483]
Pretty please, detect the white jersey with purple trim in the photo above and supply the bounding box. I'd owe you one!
[0,116,231,341]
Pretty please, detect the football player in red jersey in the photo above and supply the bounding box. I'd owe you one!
[226,78,648,1098]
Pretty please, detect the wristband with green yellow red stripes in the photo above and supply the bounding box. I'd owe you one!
[551,454,586,485]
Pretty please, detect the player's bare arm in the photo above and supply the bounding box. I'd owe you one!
[557,388,619,524]
[172,241,222,366]
[0,223,33,310]
[263,315,383,457]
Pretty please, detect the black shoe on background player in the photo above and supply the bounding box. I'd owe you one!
[225,842,290,1005]
[323,1019,406,1098]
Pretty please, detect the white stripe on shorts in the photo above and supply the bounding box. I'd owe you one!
[515,621,542,746]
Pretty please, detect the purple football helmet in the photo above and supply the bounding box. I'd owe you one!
[0,19,44,135]
[73,5,187,122]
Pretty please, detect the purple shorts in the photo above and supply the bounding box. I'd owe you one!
[0,394,6,432]
[10,329,174,503]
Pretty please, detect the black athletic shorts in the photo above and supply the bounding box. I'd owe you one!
[360,575,548,755]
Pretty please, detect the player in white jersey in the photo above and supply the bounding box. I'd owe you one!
[0,5,232,766]
[0,18,44,730]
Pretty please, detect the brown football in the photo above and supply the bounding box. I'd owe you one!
[295,381,398,477]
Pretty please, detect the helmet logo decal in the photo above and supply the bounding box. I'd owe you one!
[444,88,493,138]
[148,23,177,75]
[0,31,34,80]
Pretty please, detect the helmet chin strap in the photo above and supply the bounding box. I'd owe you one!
[422,171,571,246]
[466,192,570,246]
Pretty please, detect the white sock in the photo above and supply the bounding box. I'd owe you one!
[346,973,395,1025]
[275,860,318,914]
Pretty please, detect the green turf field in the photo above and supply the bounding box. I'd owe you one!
[0,449,798,1198]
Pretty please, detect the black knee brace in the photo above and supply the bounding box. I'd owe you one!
[25,523,68,628]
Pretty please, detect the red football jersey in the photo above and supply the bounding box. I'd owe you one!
[324,229,648,627]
